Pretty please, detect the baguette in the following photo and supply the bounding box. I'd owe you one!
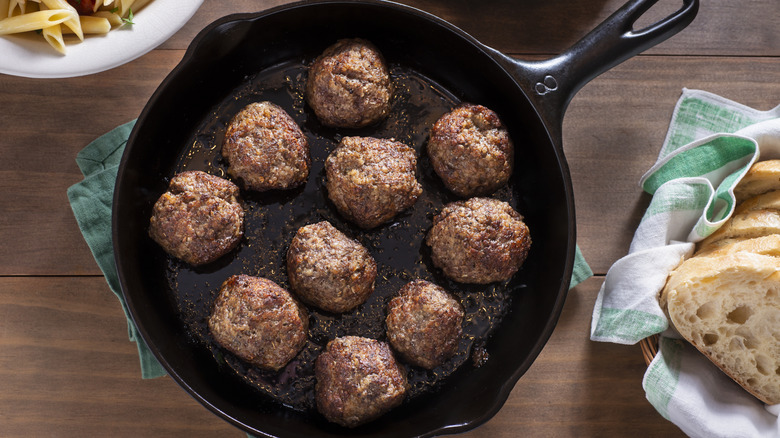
[733,189,780,214]
[734,160,780,204]
[662,251,780,404]
[697,208,780,250]
[658,160,780,405]
[694,234,780,259]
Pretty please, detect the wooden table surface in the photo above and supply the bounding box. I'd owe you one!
[1,0,778,436]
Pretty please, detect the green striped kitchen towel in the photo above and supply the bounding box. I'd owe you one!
[591,88,780,437]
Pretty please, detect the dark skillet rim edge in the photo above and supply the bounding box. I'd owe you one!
[112,0,578,436]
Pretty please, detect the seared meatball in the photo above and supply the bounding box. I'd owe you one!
[425,197,531,284]
[148,170,244,266]
[427,103,513,197]
[386,280,464,369]
[315,336,407,427]
[306,38,392,128]
[208,275,308,371]
[325,136,422,229]
[222,101,310,191]
[287,221,377,313]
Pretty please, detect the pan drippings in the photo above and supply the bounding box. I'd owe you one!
[164,60,525,412]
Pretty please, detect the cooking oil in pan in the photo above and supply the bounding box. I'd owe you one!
[164,60,523,412]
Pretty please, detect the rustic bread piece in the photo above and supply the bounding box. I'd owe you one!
[733,189,780,214]
[665,235,780,311]
[697,208,780,250]
[695,234,780,258]
[734,160,780,204]
[662,251,780,404]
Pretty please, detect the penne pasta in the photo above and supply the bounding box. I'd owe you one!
[41,22,65,54]
[92,10,121,26]
[0,9,75,35]
[40,0,82,40]
[61,15,110,34]
[117,0,134,17]
[129,0,151,13]
[0,0,154,54]
[8,0,25,18]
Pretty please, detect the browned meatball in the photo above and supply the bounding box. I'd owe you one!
[385,280,464,369]
[148,170,244,266]
[222,101,310,191]
[315,336,407,427]
[427,103,513,197]
[286,221,377,313]
[425,197,531,284]
[325,136,422,229]
[306,38,392,128]
[208,275,308,371]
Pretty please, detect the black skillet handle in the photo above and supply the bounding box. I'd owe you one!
[490,0,699,145]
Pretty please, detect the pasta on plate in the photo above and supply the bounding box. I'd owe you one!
[0,0,152,54]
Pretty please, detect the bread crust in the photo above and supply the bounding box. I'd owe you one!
[660,160,780,405]
[697,208,780,250]
[662,251,780,404]
[734,160,780,204]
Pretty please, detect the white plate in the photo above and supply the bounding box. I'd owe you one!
[0,0,204,78]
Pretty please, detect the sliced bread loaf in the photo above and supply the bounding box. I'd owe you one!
[733,189,780,214]
[662,251,780,404]
[697,208,780,250]
[734,160,780,204]
[695,234,780,258]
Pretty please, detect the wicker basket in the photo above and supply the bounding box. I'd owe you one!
[639,334,660,366]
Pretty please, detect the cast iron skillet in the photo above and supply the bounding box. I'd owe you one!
[113,1,698,436]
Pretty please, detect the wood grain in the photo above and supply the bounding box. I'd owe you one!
[164,0,780,57]
[0,51,181,276]
[0,277,236,437]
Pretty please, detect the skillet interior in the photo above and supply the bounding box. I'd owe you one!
[114,2,574,437]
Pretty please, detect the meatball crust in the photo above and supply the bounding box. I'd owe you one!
[148,170,244,266]
[222,101,310,191]
[306,38,392,128]
[425,197,531,284]
[287,221,377,313]
[315,336,408,428]
[208,275,308,371]
[325,136,422,229]
[386,280,464,369]
[427,103,513,197]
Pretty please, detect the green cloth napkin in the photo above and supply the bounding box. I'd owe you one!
[66,119,591,380]
[570,245,592,289]
[591,88,780,437]
[67,120,166,379]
